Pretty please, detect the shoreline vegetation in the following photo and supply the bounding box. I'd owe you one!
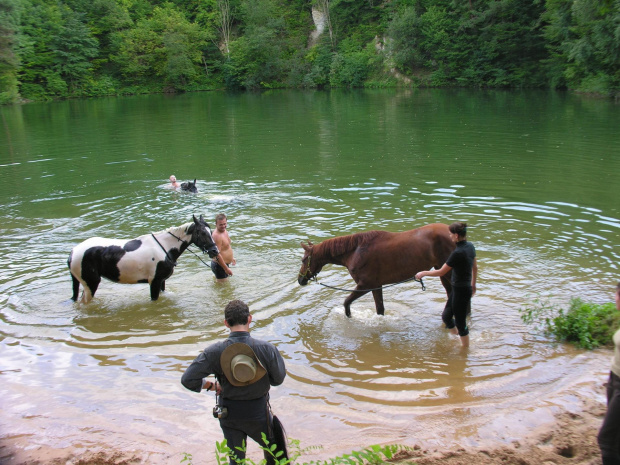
[1,0,619,105]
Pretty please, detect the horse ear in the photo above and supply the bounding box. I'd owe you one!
[308,240,314,247]
[193,214,198,223]
[193,179,197,184]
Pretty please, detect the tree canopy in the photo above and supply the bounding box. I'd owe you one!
[1,0,618,103]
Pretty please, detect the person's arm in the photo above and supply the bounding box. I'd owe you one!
[471,258,478,296]
[269,352,286,386]
[415,263,452,281]
[262,346,286,387]
[215,254,233,276]
[181,351,215,393]
[228,233,236,266]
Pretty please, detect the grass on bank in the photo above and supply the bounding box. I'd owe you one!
[180,435,413,465]
[520,296,619,349]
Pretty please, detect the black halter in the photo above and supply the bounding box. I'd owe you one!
[151,232,187,267]
[298,253,315,281]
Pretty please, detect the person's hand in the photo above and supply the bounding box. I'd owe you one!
[231,258,237,266]
[415,271,424,280]
[204,380,215,391]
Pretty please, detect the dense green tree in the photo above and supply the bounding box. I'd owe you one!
[51,8,99,91]
[225,0,295,88]
[18,0,69,98]
[2,0,619,101]
[545,0,619,95]
[0,0,20,103]
[329,40,374,87]
[111,3,207,89]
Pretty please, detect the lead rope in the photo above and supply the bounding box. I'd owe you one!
[315,275,426,293]
[184,246,212,267]
[301,253,426,292]
[151,233,177,266]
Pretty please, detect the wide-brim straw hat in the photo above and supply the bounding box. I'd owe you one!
[220,343,267,386]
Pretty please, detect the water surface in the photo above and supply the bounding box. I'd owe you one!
[0,89,618,463]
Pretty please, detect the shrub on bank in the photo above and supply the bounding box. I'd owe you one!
[520,297,620,349]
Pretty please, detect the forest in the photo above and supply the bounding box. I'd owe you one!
[0,0,618,103]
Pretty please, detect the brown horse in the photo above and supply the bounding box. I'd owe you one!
[298,223,455,317]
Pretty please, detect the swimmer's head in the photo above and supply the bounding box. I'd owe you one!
[170,175,177,183]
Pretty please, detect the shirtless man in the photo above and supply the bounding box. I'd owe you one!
[210,213,235,281]
[168,175,180,189]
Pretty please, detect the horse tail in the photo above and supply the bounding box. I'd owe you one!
[68,250,80,301]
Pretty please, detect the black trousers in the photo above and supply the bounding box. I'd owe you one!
[219,396,274,465]
[442,285,472,337]
[598,371,620,465]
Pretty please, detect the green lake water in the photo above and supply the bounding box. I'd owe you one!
[0,89,618,463]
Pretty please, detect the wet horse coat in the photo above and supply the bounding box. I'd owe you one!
[68,215,218,303]
[180,179,198,193]
[298,223,455,317]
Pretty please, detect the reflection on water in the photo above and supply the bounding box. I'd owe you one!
[0,89,618,462]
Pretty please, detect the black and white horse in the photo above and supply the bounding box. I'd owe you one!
[68,215,219,303]
[180,179,198,193]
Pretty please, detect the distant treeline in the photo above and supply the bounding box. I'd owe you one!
[1,0,618,103]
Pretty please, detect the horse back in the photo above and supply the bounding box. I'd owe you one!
[70,237,158,284]
[366,223,451,259]
[347,223,453,286]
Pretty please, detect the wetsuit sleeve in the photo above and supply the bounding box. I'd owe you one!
[267,346,286,386]
[181,350,216,393]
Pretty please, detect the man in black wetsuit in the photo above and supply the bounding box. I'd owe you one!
[181,300,287,463]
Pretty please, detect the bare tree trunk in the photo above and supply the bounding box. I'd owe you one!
[217,0,232,57]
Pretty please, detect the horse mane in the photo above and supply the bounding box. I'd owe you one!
[316,230,383,259]
[152,222,193,236]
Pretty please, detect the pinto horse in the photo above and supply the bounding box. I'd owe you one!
[68,215,219,303]
[298,223,455,317]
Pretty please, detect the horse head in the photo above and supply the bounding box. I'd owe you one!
[191,214,219,258]
[298,241,319,285]
[181,179,198,193]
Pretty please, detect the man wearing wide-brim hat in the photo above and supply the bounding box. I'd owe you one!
[181,299,287,464]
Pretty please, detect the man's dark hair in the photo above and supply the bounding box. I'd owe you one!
[449,221,468,237]
[216,213,227,222]
[225,300,250,326]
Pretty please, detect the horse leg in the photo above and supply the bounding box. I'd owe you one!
[372,288,385,315]
[343,290,370,318]
[150,280,162,300]
[80,267,100,303]
[440,272,452,298]
[151,262,173,301]
[440,274,452,309]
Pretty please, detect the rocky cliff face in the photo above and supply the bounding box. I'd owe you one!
[309,7,327,47]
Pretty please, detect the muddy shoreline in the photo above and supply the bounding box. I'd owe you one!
[1,369,609,465]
